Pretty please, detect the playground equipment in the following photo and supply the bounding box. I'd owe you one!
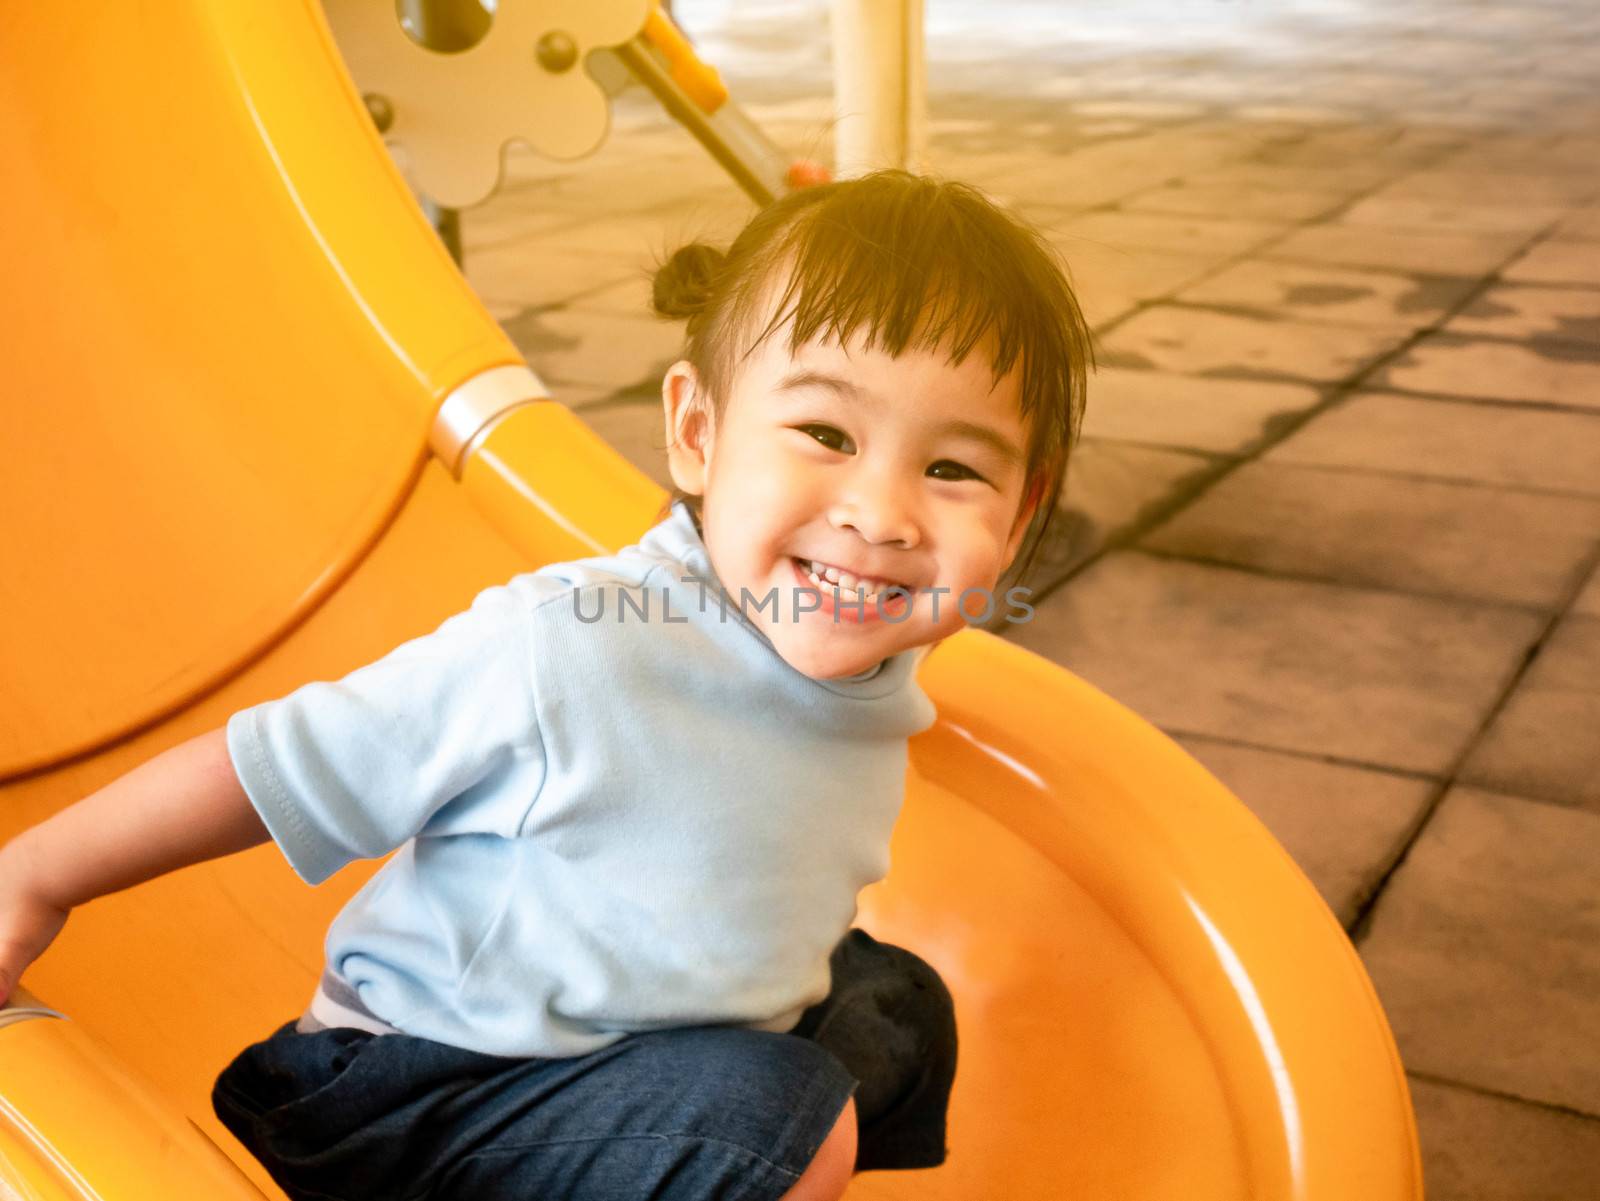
[0,2,1421,1198]
[330,0,813,260]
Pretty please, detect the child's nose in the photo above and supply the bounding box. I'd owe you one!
[827,470,921,548]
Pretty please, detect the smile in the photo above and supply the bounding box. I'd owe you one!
[792,557,909,599]
[789,558,912,624]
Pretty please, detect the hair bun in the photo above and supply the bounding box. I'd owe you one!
[652,243,724,319]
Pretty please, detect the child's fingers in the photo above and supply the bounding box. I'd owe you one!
[0,946,37,1007]
[0,899,70,1007]
[0,955,22,1007]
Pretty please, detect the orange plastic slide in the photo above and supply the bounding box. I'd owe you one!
[0,3,1420,1198]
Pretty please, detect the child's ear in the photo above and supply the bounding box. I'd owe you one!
[662,360,713,496]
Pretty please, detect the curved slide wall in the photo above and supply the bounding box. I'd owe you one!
[0,3,1420,1198]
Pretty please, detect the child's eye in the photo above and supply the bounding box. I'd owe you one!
[795,424,854,453]
[927,459,984,483]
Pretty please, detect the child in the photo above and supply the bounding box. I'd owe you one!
[0,170,1090,1201]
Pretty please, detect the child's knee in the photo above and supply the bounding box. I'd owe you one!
[797,937,957,1132]
[779,1095,857,1201]
[885,948,958,1096]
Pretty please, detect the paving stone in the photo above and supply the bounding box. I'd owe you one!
[1266,225,1529,276]
[1553,205,1600,241]
[1171,735,1433,925]
[1075,287,1143,331]
[1227,104,1361,125]
[1263,392,1600,495]
[1120,181,1344,223]
[1098,305,1407,383]
[1080,369,1323,455]
[461,205,586,255]
[1389,107,1506,134]
[1460,614,1600,812]
[929,149,1048,187]
[1335,194,1570,236]
[1183,163,1402,196]
[1373,171,1597,207]
[1445,284,1600,344]
[563,273,659,320]
[1142,459,1600,609]
[1069,98,1206,121]
[465,242,636,309]
[1375,334,1600,410]
[1179,260,1477,330]
[1041,239,1219,328]
[1286,72,1423,105]
[983,149,1172,210]
[1258,124,1466,169]
[545,383,630,412]
[1575,563,1600,618]
[1503,238,1600,287]
[983,130,1244,209]
[1440,139,1600,179]
[573,398,675,492]
[1007,551,1542,775]
[658,193,768,239]
[504,154,746,217]
[1408,1076,1600,1201]
[543,204,754,262]
[493,144,577,190]
[1027,441,1219,578]
[499,306,687,391]
[1048,211,1286,260]
[1359,787,1600,1114]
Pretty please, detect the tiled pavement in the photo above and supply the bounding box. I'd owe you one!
[435,1,1600,1193]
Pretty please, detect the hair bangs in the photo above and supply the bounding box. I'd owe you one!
[730,179,1089,475]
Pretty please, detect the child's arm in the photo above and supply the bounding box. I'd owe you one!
[0,727,267,1005]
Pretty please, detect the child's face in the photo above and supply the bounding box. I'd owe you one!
[662,323,1037,680]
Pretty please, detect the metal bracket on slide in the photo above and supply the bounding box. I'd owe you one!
[430,363,552,477]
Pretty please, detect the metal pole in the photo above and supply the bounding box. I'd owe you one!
[399,0,486,264]
[831,0,927,178]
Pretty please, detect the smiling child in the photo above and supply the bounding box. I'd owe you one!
[0,170,1091,1201]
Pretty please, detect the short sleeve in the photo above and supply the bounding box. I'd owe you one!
[226,581,546,885]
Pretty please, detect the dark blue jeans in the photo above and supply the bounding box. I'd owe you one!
[213,929,957,1201]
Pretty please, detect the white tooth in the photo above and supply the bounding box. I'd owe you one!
[823,566,841,583]
[808,571,822,585]
[836,570,860,593]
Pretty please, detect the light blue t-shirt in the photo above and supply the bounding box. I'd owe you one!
[226,502,937,1059]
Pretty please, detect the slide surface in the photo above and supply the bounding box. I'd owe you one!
[0,3,1420,1198]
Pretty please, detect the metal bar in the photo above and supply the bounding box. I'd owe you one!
[612,36,788,208]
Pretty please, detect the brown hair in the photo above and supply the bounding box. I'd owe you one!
[652,169,1093,583]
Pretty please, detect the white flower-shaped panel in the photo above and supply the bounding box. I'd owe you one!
[322,0,650,208]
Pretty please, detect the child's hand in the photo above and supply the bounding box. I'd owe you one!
[0,727,270,1008]
[0,844,70,1007]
